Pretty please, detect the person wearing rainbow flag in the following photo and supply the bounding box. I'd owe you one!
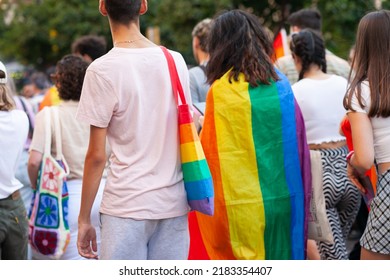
[195,9,311,260]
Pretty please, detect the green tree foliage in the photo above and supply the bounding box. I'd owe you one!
[0,0,111,69]
[316,0,377,59]
[0,0,385,69]
[145,0,233,66]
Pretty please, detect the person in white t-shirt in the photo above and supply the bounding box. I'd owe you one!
[76,0,190,260]
[0,61,29,259]
[290,29,360,260]
[344,10,390,260]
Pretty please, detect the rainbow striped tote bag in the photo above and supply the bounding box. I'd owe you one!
[161,46,214,216]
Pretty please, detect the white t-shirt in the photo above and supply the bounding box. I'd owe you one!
[0,110,29,198]
[292,75,347,145]
[76,47,190,219]
[349,81,390,164]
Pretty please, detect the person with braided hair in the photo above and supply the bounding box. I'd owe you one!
[275,8,350,85]
[290,29,361,260]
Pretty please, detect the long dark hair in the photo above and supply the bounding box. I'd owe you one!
[344,10,390,117]
[206,9,278,87]
[290,29,327,81]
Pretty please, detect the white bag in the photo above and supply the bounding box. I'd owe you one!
[308,150,334,244]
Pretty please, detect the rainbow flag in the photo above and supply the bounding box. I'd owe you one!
[193,69,311,260]
[273,28,290,62]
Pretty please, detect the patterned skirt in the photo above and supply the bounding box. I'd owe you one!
[360,169,390,254]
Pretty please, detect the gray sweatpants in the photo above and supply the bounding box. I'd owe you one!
[100,214,189,260]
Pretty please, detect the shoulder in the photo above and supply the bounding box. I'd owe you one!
[274,68,294,90]
[325,50,351,73]
[169,49,187,69]
[10,109,29,127]
[189,66,205,79]
[275,54,293,66]
[325,50,349,65]
[360,81,371,99]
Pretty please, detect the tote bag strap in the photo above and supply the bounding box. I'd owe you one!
[160,46,187,106]
[51,106,70,175]
[43,108,52,157]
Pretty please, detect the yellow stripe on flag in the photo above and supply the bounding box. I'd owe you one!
[213,72,266,259]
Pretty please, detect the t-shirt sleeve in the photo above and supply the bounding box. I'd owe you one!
[349,86,369,114]
[76,69,118,128]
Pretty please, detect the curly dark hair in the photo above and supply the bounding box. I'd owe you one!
[71,35,107,61]
[55,55,89,101]
[290,29,327,81]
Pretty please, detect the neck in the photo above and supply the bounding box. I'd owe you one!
[303,64,328,79]
[110,21,141,43]
[196,51,209,66]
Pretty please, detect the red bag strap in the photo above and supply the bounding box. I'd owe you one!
[160,46,187,106]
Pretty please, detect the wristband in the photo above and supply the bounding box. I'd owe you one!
[346,150,355,164]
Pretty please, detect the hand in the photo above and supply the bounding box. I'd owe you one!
[77,222,98,259]
[347,162,366,194]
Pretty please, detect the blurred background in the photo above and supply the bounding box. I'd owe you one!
[0,0,387,91]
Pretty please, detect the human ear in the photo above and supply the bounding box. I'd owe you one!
[99,0,108,17]
[139,0,148,15]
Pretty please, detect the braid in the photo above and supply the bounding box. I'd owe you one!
[290,28,327,80]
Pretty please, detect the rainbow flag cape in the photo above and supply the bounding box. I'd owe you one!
[191,70,311,260]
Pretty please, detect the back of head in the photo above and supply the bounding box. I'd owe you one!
[71,35,107,61]
[0,61,15,111]
[207,9,278,86]
[192,18,212,53]
[346,10,390,117]
[55,54,89,101]
[30,71,50,90]
[288,8,322,32]
[290,28,326,80]
[104,0,141,24]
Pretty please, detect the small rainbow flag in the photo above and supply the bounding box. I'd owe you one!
[190,69,311,260]
[273,27,290,62]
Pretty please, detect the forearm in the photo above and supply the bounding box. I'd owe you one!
[78,125,108,224]
[27,150,43,190]
[78,153,106,224]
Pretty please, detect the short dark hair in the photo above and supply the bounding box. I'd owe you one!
[206,10,278,86]
[28,72,50,90]
[55,55,89,101]
[104,0,141,25]
[71,35,107,61]
[287,8,322,32]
